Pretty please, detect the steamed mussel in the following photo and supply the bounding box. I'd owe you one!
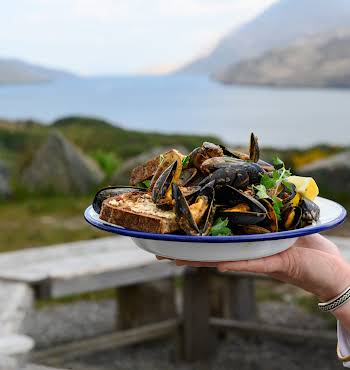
[92,186,145,213]
[91,132,321,236]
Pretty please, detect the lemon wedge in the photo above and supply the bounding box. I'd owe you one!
[287,176,319,201]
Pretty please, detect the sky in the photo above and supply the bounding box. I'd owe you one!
[1,0,277,76]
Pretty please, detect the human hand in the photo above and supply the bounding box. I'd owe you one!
[157,234,350,302]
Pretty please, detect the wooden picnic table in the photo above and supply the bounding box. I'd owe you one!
[0,235,348,364]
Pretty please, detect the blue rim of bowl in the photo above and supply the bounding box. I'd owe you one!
[84,197,347,243]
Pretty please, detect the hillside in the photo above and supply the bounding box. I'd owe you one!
[215,29,350,88]
[0,116,221,172]
[0,58,76,84]
[176,0,350,76]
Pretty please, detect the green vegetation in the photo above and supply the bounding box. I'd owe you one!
[0,194,104,252]
[36,288,116,309]
[0,115,348,253]
[0,116,222,252]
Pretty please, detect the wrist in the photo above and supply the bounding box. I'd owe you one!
[333,298,350,321]
[316,264,350,303]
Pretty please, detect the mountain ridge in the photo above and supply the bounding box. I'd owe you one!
[175,0,350,76]
[215,28,350,88]
[0,58,77,84]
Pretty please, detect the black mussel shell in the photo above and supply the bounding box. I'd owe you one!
[92,186,145,213]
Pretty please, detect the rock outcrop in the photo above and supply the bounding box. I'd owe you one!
[298,151,350,194]
[21,132,104,193]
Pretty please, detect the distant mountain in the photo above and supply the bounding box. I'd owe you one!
[175,0,350,76]
[216,29,350,88]
[0,58,76,84]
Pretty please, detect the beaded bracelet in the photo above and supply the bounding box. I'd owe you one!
[318,286,350,312]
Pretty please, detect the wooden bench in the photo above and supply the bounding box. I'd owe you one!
[1,235,348,364]
[0,236,182,299]
[0,236,184,364]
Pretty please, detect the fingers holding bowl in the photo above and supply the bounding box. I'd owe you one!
[155,255,218,268]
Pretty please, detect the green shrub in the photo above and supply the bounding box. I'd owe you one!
[92,150,121,176]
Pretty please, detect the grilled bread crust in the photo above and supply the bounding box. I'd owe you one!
[99,192,179,234]
[129,149,183,186]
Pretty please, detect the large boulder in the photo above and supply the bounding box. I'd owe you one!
[298,151,350,194]
[111,146,187,185]
[21,132,104,193]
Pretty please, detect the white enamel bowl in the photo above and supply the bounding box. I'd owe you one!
[85,197,346,262]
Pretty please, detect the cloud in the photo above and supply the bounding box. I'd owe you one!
[1,0,278,74]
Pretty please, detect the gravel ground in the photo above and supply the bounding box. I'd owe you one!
[61,334,341,370]
[25,300,116,349]
[25,299,342,370]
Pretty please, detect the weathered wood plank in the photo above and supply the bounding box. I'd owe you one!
[44,262,182,298]
[0,281,34,335]
[0,237,158,283]
[117,279,177,330]
[45,262,182,299]
[182,267,211,362]
[31,319,180,363]
[223,277,257,321]
[210,317,337,345]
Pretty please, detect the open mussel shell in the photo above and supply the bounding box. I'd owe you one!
[180,186,201,199]
[218,186,267,225]
[278,183,298,205]
[239,225,271,234]
[152,160,178,205]
[172,181,216,236]
[172,183,200,235]
[282,205,302,230]
[249,132,260,163]
[259,198,278,232]
[92,186,145,213]
[300,198,321,226]
[178,168,197,186]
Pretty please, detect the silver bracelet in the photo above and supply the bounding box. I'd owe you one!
[318,286,350,312]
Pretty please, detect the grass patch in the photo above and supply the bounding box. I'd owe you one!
[0,193,105,252]
[36,288,116,309]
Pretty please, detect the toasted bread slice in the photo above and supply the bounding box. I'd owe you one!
[100,192,179,234]
[129,149,184,186]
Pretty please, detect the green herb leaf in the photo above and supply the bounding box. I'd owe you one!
[271,196,283,221]
[136,180,151,189]
[282,179,292,191]
[210,218,232,236]
[272,156,284,168]
[260,174,276,189]
[272,170,281,181]
[253,184,270,199]
[182,155,190,167]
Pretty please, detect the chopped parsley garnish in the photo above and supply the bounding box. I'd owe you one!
[253,156,292,221]
[210,217,232,236]
[182,155,190,167]
[136,180,151,189]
